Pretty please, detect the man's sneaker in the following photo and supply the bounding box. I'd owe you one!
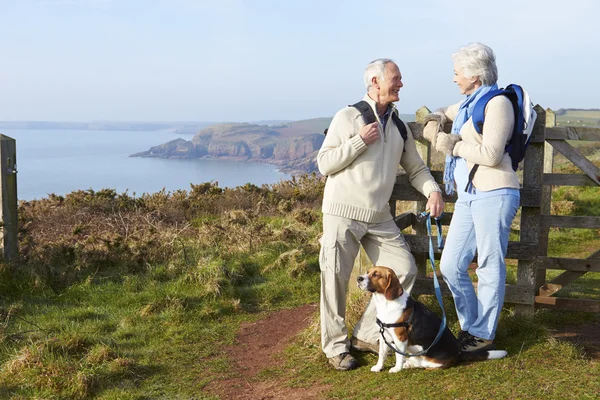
[328,352,359,371]
[350,336,379,354]
[461,334,495,352]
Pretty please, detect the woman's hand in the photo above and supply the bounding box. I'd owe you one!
[423,121,440,147]
[435,133,462,156]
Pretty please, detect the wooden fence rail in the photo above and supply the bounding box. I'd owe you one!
[391,106,600,316]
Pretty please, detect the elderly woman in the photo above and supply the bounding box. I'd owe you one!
[422,42,520,352]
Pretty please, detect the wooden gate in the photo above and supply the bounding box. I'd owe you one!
[390,106,600,316]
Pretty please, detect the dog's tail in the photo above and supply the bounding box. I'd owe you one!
[460,350,507,363]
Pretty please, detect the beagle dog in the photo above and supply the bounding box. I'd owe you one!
[357,266,507,372]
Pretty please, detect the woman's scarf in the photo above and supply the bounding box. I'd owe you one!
[443,84,498,195]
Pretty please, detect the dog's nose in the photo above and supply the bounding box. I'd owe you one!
[357,276,364,282]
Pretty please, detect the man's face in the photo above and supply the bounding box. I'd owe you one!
[377,62,403,105]
[453,64,478,95]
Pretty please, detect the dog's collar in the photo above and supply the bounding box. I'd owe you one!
[376,308,414,330]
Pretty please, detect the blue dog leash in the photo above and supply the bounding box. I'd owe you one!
[376,211,447,357]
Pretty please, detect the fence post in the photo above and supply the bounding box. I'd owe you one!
[0,135,18,261]
[413,107,432,278]
[515,106,545,317]
[535,109,556,292]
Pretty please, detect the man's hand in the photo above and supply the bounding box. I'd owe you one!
[426,191,444,218]
[360,122,380,145]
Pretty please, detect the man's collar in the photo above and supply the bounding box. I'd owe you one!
[363,94,397,115]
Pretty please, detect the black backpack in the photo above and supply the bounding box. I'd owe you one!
[324,101,408,150]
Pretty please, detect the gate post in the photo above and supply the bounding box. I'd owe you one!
[413,107,432,278]
[0,135,18,260]
[515,106,545,317]
[535,109,556,292]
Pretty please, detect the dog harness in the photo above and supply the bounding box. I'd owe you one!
[375,212,447,358]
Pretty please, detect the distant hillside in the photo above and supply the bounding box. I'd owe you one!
[554,109,600,127]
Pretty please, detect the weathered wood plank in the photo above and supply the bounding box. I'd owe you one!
[519,188,542,208]
[408,121,424,143]
[545,126,600,141]
[391,182,457,203]
[538,257,600,272]
[404,235,537,260]
[411,109,432,279]
[389,200,396,217]
[527,104,547,144]
[394,212,415,231]
[391,180,540,207]
[541,215,600,229]
[0,135,18,261]
[536,109,556,291]
[535,296,600,313]
[515,105,545,317]
[537,250,600,297]
[412,278,535,305]
[543,173,597,186]
[538,272,586,297]
[412,212,453,228]
[547,139,600,185]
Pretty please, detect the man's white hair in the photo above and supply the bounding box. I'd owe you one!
[364,58,394,90]
[452,42,498,86]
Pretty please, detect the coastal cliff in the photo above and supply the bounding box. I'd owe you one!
[131,118,331,174]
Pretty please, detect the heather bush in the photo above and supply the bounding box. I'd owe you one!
[15,174,325,291]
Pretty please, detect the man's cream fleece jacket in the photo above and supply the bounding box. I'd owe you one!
[318,95,441,224]
[440,96,520,192]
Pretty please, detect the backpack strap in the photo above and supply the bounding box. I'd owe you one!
[350,100,378,125]
[350,101,407,151]
[324,101,377,136]
[324,101,409,151]
[505,84,524,134]
[391,112,408,142]
[471,89,506,134]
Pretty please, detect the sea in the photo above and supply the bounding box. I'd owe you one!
[0,129,291,201]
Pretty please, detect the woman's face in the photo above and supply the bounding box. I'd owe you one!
[453,64,481,95]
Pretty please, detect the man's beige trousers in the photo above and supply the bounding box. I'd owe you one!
[320,214,417,358]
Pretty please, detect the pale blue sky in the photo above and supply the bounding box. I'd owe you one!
[0,0,598,122]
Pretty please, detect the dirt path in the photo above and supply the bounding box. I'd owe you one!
[550,319,600,359]
[204,303,330,400]
[204,303,600,400]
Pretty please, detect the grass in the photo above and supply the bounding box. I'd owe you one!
[0,257,320,399]
[0,159,599,399]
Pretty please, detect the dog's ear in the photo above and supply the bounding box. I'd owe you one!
[384,270,403,301]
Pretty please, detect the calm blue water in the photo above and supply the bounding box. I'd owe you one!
[0,129,291,201]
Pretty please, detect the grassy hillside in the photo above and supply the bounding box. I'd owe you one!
[272,117,332,138]
[555,109,600,127]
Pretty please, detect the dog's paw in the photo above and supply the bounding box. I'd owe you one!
[389,366,403,373]
[370,365,383,372]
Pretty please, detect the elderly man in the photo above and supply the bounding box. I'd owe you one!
[318,58,444,371]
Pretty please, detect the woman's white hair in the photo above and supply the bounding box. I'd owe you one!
[364,58,394,90]
[452,43,498,86]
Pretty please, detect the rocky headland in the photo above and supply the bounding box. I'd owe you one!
[130,118,331,175]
